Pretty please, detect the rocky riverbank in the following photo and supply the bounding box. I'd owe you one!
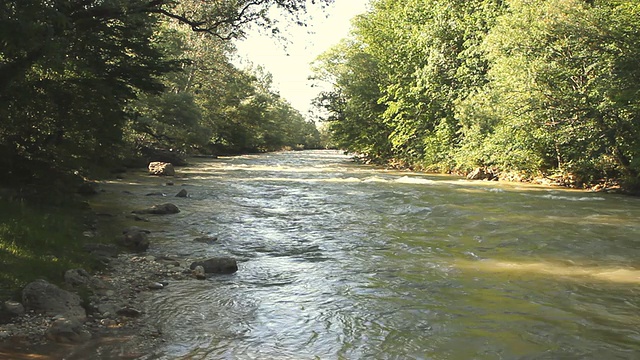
[0,162,238,359]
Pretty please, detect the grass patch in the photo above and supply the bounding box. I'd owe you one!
[0,199,104,300]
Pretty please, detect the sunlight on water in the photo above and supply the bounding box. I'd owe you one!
[456,259,640,284]
[84,150,640,359]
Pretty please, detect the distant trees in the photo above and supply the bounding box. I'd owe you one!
[0,0,326,189]
[313,0,640,189]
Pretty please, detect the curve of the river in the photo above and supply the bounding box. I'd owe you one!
[96,150,640,359]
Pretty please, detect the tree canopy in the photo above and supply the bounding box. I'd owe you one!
[312,0,640,190]
[0,0,326,193]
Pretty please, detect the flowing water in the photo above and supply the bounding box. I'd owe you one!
[96,150,640,359]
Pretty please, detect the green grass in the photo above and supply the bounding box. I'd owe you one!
[0,199,103,300]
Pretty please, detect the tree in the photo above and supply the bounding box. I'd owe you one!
[458,0,640,185]
[0,0,332,189]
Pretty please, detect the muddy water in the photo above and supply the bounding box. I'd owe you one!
[95,150,640,359]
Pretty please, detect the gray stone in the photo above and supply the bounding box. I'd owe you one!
[193,266,206,280]
[132,203,180,215]
[148,282,164,290]
[145,192,166,197]
[97,303,119,317]
[117,307,142,318]
[190,257,238,274]
[46,317,91,344]
[175,189,188,198]
[83,243,120,258]
[64,269,109,290]
[3,300,24,317]
[22,279,86,320]
[148,162,175,176]
[120,227,151,252]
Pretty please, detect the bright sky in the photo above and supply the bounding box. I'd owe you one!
[234,0,369,118]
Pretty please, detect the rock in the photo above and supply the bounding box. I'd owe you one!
[97,303,119,317]
[132,203,180,215]
[467,167,496,181]
[190,257,238,274]
[175,189,188,198]
[22,279,86,320]
[148,282,164,290]
[193,236,218,244]
[3,300,25,317]
[120,227,151,252]
[166,181,174,186]
[193,266,206,280]
[64,269,109,289]
[117,307,142,318]
[46,317,91,344]
[77,181,99,196]
[83,243,120,258]
[64,268,91,287]
[148,162,175,176]
[145,192,166,197]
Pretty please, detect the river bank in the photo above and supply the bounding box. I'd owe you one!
[0,169,198,358]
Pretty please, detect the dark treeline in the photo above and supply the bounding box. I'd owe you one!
[1,0,328,194]
[312,0,640,191]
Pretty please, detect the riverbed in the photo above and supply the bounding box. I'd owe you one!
[95,150,640,359]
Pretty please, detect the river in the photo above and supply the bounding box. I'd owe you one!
[96,150,640,359]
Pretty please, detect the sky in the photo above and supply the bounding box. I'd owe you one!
[233,0,369,118]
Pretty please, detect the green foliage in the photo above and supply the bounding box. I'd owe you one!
[0,200,102,298]
[1,0,327,188]
[314,0,640,189]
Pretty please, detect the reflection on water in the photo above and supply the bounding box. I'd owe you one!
[456,259,640,284]
[90,150,640,359]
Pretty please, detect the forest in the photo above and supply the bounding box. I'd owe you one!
[312,0,640,191]
[0,0,327,198]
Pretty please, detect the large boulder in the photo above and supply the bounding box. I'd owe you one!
[148,162,175,176]
[120,227,151,252]
[22,279,86,320]
[132,203,180,215]
[190,257,238,274]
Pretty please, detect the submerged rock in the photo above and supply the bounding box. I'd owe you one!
[175,189,188,198]
[193,235,218,244]
[132,203,180,215]
[190,258,238,274]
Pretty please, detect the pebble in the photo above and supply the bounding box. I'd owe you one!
[148,282,164,290]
